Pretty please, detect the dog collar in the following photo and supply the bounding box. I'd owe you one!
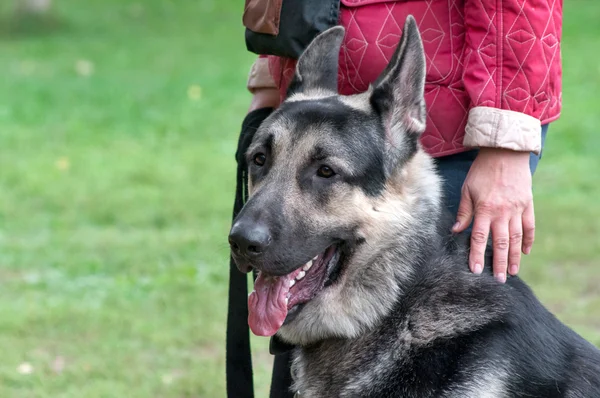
[269,335,296,355]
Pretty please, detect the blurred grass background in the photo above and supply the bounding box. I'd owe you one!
[0,0,598,397]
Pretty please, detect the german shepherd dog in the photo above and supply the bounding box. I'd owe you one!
[229,16,600,398]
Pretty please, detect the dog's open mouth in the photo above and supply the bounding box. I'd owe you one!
[247,245,343,336]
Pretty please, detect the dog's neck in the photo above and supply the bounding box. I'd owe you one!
[321,149,503,340]
[370,149,508,328]
[369,147,446,279]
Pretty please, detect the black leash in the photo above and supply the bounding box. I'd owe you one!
[226,108,274,398]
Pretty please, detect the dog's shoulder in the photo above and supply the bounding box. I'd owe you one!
[394,242,508,339]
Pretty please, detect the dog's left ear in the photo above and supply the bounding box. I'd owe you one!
[370,16,426,175]
[286,26,345,97]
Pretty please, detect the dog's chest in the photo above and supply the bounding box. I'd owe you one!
[291,349,507,398]
[289,335,508,398]
[291,341,402,398]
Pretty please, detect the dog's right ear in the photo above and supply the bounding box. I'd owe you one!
[286,26,345,97]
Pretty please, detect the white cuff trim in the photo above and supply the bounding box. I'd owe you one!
[464,107,542,155]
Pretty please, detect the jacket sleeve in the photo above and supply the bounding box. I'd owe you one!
[461,0,558,155]
[247,55,278,94]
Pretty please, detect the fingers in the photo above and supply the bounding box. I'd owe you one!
[473,210,530,282]
[522,202,535,255]
[452,190,474,233]
[508,218,523,276]
[469,215,490,275]
[491,219,509,283]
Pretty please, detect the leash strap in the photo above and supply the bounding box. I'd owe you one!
[226,107,274,398]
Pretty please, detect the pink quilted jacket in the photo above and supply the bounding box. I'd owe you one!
[247,0,563,157]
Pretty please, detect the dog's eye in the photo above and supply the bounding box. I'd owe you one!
[253,153,266,166]
[317,165,335,178]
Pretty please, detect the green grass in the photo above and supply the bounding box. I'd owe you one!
[0,1,598,397]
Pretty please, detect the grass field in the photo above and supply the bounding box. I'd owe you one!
[0,1,599,397]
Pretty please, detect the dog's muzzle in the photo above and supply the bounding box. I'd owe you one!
[228,220,271,273]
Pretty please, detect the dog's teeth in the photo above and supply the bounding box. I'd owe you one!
[296,271,306,280]
[289,279,295,287]
[303,261,313,271]
[313,255,318,261]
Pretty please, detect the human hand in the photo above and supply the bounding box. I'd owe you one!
[249,87,280,112]
[452,148,534,283]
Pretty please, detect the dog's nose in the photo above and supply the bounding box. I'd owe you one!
[229,222,271,262]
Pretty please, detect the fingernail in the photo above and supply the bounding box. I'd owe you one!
[473,263,483,275]
[495,273,506,283]
[509,264,518,275]
[452,222,460,231]
[524,247,531,255]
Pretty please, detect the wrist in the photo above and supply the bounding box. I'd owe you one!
[476,147,531,167]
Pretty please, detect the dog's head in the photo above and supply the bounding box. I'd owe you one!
[229,16,442,344]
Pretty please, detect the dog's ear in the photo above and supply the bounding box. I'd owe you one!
[286,26,345,97]
[370,16,426,175]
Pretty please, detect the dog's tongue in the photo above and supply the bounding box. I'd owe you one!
[248,272,289,336]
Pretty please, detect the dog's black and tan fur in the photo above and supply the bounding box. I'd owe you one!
[229,16,600,398]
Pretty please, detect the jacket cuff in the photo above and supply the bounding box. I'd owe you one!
[247,57,277,94]
[464,107,542,155]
